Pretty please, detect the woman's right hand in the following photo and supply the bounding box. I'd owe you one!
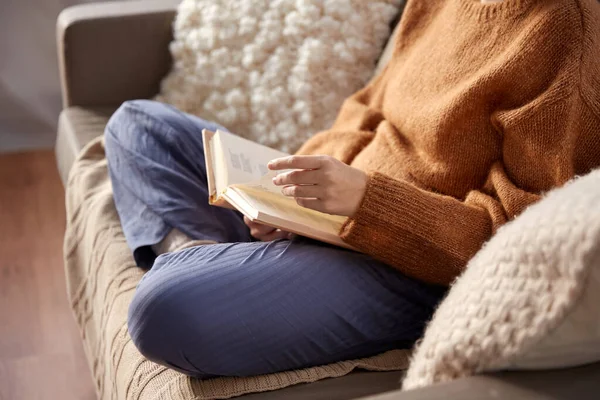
[244,216,292,241]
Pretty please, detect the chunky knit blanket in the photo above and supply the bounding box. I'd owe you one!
[64,137,410,400]
[156,0,404,153]
[403,170,600,390]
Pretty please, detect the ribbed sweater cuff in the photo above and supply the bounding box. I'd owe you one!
[339,172,488,285]
[340,172,437,242]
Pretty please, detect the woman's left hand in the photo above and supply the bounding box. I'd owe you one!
[268,155,368,217]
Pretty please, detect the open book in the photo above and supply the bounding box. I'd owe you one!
[202,129,354,249]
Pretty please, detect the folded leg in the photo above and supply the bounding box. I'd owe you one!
[128,238,446,378]
[105,99,445,378]
[104,100,252,267]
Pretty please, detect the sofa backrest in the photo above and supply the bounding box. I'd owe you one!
[374,0,407,76]
[374,21,402,76]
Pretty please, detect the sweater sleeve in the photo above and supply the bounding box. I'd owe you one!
[340,97,600,286]
[295,64,391,164]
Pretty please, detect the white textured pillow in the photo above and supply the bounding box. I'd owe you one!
[403,170,600,390]
[156,0,403,153]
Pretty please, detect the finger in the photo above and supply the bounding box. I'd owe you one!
[295,198,331,214]
[251,223,276,236]
[268,155,327,171]
[260,229,292,242]
[272,169,322,186]
[281,184,322,198]
[245,218,265,231]
[245,216,272,231]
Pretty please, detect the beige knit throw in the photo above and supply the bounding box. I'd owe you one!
[403,170,600,389]
[64,137,411,400]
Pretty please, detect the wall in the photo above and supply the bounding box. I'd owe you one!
[0,0,120,152]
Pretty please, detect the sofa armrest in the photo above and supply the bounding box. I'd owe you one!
[57,0,180,108]
[358,361,600,400]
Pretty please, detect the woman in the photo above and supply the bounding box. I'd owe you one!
[104,0,600,378]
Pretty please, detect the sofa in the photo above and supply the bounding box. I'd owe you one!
[55,1,600,399]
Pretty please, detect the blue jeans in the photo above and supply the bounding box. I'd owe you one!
[104,100,445,378]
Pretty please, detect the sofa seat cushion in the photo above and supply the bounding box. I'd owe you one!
[64,136,411,400]
[56,106,117,184]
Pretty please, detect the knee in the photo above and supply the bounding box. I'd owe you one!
[104,100,155,157]
[127,267,214,377]
[127,273,183,367]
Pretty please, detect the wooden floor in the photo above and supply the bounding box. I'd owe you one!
[0,151,96,400]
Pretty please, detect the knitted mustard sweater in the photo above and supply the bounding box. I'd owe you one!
[296,0,600,285]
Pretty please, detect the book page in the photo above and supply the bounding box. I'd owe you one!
[202,129,218,199]
[216,130,290,188]
[205,129,353,249]
[239,170,291,196]
[225,186,352,249]
[231,186,347,234]
[211,131,230,197]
